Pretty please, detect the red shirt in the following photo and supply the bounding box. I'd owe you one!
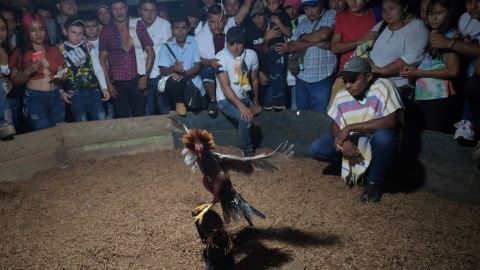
[213,33,225,54]
[99,20,153,81]
[9,46,64,80]
[334,9,376,70]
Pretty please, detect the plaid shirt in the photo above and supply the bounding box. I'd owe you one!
[293,9,337,83]
[99,20,153,81]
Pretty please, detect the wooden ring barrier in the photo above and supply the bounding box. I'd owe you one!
[1,111,479,205]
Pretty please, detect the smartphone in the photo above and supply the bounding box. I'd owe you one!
[32,51,42,62]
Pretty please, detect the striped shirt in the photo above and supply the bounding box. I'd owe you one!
[328,78,403,185]
[328,78,403,129]
[293,9,337,83]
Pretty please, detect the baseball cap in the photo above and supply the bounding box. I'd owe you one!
[250,0,265,17]
[226,26,246,45]
[342,57,371,73]
[64,15,85,29]
[95,0,110,10]
[299,0,320,8]
[283,0,301,8]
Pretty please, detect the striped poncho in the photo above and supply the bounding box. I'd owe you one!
[327,78,404,185]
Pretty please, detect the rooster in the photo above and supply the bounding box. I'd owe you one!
[168,116,294,226]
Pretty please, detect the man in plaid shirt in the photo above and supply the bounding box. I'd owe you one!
[99,0,154,118]
[276,0,337,112]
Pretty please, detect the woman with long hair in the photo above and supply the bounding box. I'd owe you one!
[9,14,65,131]
[0,14,15,138]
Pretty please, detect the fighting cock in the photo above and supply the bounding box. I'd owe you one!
[168,116,294,226]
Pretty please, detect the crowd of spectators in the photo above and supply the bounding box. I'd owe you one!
[0,0,479,190]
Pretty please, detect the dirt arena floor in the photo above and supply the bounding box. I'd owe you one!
[1,148,479,270]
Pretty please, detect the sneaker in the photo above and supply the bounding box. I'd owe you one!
[175,103,187,116]
[263,106,273,111]
[360,183,382,203]
[0,124,16,140]
[273,105,286,111]
[454,120,475,141]
[207,100,218,116]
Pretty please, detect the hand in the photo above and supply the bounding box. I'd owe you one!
[211,59,222,69]
[26,60,42,75]
[265,25,281,42]
[341,140,361,159]
[259,71,270,86]
[172,73,184,81]
[101,89,110,101]
[336,126,351,146]
[429,33,451,49]
[358,31,378,45]
[251,102,262,115]
[173,61,185,74]
[239,103,254,122]
[137,75,148,90]
[60,90,72,104]
[107,81,117,98]
[275,42,289,54]
[400,65,417,78]
[270,15,281,26]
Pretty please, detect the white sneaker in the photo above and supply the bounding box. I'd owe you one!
[454,120,475,141]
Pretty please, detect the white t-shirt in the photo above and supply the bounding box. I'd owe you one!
[370,19,429,87]
[458,12,480,77]
[145,17,172,78]
[215,48,259,101]
[459,12,480,41]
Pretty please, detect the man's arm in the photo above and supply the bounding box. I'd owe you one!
[250,69,260,104]
[184,62,201,78]
[99,50,117,97]
[233,0,253,26]
[338,112,399,145]
[144,45,155,76]
[217,71,254,121]
[430,33,480,58]
[300,26,333,43]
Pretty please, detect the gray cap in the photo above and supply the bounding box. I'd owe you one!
[250,0,265,17]
[342,57,371,73]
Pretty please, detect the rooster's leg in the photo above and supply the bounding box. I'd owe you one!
[192,203,214,224]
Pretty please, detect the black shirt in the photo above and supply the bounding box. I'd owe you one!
[245,23,269,74]
[266,8,291,46]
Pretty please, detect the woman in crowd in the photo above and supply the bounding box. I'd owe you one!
[368,0,429,108]
[0,14,15,139]
[400,0,460,132]
[9,14,65,131]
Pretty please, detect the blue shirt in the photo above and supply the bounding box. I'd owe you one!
[293,9,337,83]
[158,35,204,95]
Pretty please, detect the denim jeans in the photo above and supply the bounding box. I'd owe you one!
[145,76,171,115]
[296,76,333,112]
[68,89,106,122]
[268,47,288,107]
[104,100,115,120]
[309,129,398,186]
[200,67,216,83]
[23,88,65,131]
[218,98,255,156]
[112,77,146,118]
[0,79,12,125]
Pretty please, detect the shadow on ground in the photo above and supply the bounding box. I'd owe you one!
[233,227,341,269]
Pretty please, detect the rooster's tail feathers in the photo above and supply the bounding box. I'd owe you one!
[220,186,265,226]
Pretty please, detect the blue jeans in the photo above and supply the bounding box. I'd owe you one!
[218,98,255,156]
[23,88,65,131]
[309,129,398,186]
[145,76,171,115]
[268,47,288,107]
[104,100,115,120]
[200,67,216,83]
[296,76,333,112]
[0,79,12,125]
[68,89,105,122]
[259,85,271,108]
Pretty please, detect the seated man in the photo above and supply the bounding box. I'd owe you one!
[309,57,404,203]
[215,26,262,157]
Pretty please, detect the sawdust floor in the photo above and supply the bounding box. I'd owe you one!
[1,148,479,270]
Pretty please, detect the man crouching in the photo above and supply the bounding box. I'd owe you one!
[309,57,404,203]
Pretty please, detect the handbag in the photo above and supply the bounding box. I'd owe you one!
[164,44,203,110]
[287,13,324,76]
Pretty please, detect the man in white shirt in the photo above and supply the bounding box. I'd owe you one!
[215,27,262,157]
[138,0,172,115]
